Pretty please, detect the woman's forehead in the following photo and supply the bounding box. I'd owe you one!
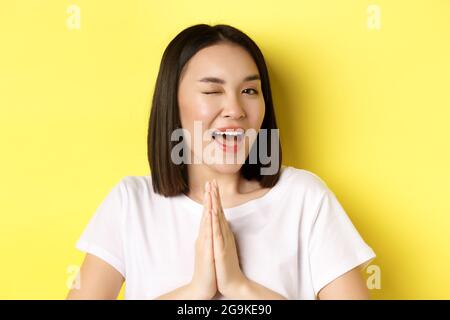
[184,44,259,79]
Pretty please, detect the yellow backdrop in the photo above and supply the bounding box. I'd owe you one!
[0,0,449,299]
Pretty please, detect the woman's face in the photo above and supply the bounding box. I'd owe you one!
[177,42,265,174]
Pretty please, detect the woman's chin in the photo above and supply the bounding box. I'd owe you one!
[208,163,244,174]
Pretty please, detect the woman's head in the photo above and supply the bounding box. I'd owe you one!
[148,24,282,196]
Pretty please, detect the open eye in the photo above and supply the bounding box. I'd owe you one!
[242,88,258,95]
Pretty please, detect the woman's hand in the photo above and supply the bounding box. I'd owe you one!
[210,179,247,298]
[188,180,286,300]
[189,181,218,299]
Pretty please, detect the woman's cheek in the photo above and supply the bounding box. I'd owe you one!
[195,103,216,120]
[246,104,265,126]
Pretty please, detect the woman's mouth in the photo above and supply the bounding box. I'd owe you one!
[211,130,245,153]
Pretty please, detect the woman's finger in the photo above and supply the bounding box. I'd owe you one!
[213,180,228,237]
[199,183,209,238]
[211,181,224,250]
[205,182,212,241]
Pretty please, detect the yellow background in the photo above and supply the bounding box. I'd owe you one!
[0,0,449,299]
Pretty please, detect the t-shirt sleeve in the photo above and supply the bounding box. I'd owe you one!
[308,187,376,297]
[75,178,127,278]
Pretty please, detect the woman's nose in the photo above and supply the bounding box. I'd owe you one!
[221,97,246,120]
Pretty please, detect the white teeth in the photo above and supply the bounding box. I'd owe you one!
[212,130,244,138]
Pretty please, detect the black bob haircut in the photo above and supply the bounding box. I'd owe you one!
[147,24,282,197]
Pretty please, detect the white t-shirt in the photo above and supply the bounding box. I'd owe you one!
[76,165,376,299]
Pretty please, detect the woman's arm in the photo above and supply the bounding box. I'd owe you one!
[230,278,288,299]
[317,265,371,300]
[66,253,124,300]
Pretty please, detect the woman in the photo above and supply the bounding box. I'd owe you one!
[67,24,376,300]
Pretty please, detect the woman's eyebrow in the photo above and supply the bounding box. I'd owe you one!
[197,74,261,84]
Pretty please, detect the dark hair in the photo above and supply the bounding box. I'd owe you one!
[147,24,282,197]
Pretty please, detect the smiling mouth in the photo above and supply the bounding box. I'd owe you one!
[211,130,245,152]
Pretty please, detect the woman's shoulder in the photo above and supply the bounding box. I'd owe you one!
[281,165,330,196]
[115,175,177,214]
[120,175,152,191]
[116,175,158,202]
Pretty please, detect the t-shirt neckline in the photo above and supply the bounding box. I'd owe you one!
[177,166,291,216]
